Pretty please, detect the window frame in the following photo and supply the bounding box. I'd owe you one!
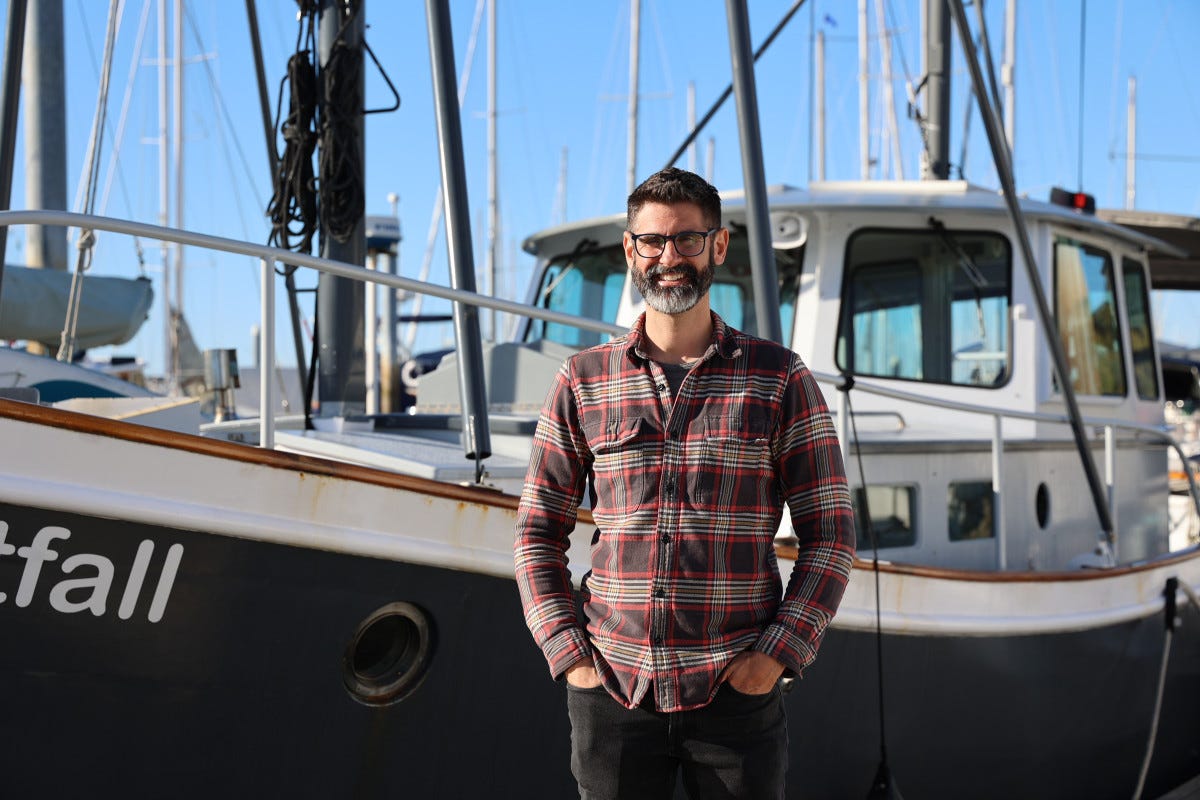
[836,225,1015,389]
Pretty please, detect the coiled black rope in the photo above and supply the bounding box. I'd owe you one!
[318,33,364,243]
[267,29,319,254]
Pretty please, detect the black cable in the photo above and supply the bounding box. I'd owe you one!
[838,375,901,799]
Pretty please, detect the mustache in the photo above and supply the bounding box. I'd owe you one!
[645,263,701,282]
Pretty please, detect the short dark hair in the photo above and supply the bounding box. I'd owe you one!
[626,167,721,230]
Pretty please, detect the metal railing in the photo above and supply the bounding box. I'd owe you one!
[0,209,626,450]
[814,368,1200,565]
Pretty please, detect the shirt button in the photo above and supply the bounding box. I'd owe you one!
[657,382,667,393]
[660,533,671,543]
[654,588,665,599]
[654,635,663,644]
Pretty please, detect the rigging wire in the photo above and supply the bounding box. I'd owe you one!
[182,2,266,210]
[662,0,807,170]
[87,0,150,275]
[58,0,122,363]
[838,376,902,800]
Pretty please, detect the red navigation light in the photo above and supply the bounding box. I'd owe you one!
[1049,187,1096,215]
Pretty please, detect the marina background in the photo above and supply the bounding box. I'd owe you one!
[2,0,1197,375]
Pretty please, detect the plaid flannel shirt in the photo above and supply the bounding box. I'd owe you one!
[514,312,855,712]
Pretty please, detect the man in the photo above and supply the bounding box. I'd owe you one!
[514,167,855,799]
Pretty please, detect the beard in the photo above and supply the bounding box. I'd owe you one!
[631,256,715,315]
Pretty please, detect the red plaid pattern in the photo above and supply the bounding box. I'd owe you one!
[515,313,855,711]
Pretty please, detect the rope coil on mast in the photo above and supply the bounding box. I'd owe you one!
[58,0,121,363]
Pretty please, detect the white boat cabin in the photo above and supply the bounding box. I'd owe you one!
[513,181,1183,573]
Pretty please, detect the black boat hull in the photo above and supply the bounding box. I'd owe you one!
[3,499,1198,799]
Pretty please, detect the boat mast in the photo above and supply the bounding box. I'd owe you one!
[315,0,366,418]
[875,0,904,179]
[173,0,184,388]
[923,0,952,179]
[0,0,27,301]
[626,0,640,196]
[158,0,174,390]
[858,0,869,179]
[24,0,69,357]
[485,0,497,342]
[1126,76,1136,210]
[1002,0,1016,153]
[815,28,825,181]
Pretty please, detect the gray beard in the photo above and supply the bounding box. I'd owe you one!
[632,259,714,315]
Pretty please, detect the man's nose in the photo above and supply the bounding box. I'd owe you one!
[658,239,686,264]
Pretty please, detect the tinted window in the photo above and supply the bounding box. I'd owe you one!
[1122,259,1158,400]
[1054,239,1125,396]
[837,227,1012,386]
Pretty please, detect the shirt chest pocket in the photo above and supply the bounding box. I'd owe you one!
[585,418,657,512]
[695,414,773,505]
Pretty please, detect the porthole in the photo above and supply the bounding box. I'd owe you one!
[343,601,435,706]
[1035,483,1051,530]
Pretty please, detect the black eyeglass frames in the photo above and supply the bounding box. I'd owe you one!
[628,228,720,258]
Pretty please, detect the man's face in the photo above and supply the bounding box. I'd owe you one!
[623,201,728,315]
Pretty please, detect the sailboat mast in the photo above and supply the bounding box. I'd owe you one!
[815,29,825,181]
[486,0,497,342]
[858,0,869,179]
[173,0,184,388]
[22,0,68,283]
[158,0,173,390]
[875,0,904,179]
[1126,76,1136,210]
[626,0,640,195]
[0,0,27,297]
[1003,0,1016,153]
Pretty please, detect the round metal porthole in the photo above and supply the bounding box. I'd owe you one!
[1035,483,1051,530]
[343,602,435,706]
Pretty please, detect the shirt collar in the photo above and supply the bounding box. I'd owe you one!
[625,311,739,363]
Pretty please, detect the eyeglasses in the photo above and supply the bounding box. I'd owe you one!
[628,228,719,258]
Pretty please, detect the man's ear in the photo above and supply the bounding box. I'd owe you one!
[712,227,730,265]
[622,230,637,266]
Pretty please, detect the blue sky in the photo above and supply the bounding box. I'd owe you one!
[3,0,1199,372]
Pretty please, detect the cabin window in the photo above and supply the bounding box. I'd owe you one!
[1053,239,1125,396]
[527,250,627,348]
[714,234,805,340]
[948,481,995,541]
[852,485,917,549]
[837,227,1012,386]
[1122,259,1159,401]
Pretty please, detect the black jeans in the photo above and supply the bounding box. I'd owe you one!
[566,682,788,800]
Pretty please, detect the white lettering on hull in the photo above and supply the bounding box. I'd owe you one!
[0,521,182,622]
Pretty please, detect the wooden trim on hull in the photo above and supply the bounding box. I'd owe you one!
[0,398,529,515]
